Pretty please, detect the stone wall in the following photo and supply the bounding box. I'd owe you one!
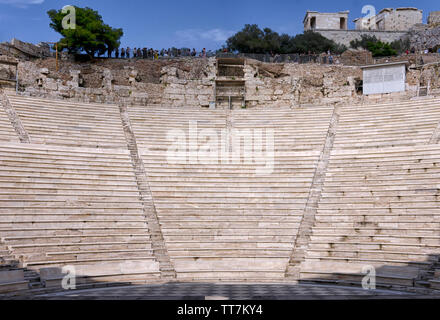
[6,56,440,109]
[316,29,408,47]
[160,60,216,107]
[244,60,363,107]
[15,58,216,107]
[0,39,52,60]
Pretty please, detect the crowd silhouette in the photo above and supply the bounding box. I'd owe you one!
[106,47,213,59]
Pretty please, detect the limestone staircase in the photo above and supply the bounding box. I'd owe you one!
[0,91,25,143]
[215,57,246,109]
[285,105,341,279]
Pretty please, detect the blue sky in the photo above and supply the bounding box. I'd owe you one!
[0,0,437,50]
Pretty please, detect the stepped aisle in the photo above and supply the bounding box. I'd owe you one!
[0,93,20,143]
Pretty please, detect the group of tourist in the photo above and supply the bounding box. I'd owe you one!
[108,47,209,59]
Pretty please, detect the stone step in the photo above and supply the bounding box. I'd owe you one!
[175,271,286,281]
[311,227,440,236]
[23,256,158,268]
[159,221,300,228]
[163,235,295,242]
[314,221,440,228]
[307,249,437,262]
[309,241,440,252]
[21,250,155,263]
[166,242,294,249]
[167,248,290,256]
[4,234,151,245]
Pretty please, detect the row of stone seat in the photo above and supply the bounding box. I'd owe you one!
[4,96,440,153]
[334,98,440,149]
[300,144,440,289]
[7,95,127,149]
[128,105,334,153]
[0,143,160,286]
[141,146,321,281]
[231,107,334,152]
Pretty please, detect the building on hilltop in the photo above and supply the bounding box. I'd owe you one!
[303,11,349,31]
[303,7,433,47]
[354,7,423,31]
[428,11,440,26]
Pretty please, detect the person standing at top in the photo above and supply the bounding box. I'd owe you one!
[121,47,126,58]
[126,47,131,59]
[133,47,137,58]
[202,48,206,57]
[115,47,119,59]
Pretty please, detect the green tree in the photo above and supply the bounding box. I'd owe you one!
[226,25,346,54]
[47,6,123,57]
[226,24,269,53]
[291,31,346,54]
[350,34,399,57]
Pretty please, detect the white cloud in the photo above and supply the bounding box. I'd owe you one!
[0,0,44,8]
[176,28,235,44]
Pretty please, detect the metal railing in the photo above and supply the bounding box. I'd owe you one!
[215,52,340,64]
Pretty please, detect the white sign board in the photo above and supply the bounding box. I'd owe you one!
[363,64,406,95]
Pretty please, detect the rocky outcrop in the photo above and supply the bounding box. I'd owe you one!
[409,26,440,50]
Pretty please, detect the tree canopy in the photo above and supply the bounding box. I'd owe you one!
[47,6,123,57]
[226,24,346,54]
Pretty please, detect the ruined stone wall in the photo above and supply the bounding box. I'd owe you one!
[17,60,164,105]
[160,60,216,107]
[316,30,407,47]
[244,60,362,107]
[15,57,216,107]
[9,56,440,109]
